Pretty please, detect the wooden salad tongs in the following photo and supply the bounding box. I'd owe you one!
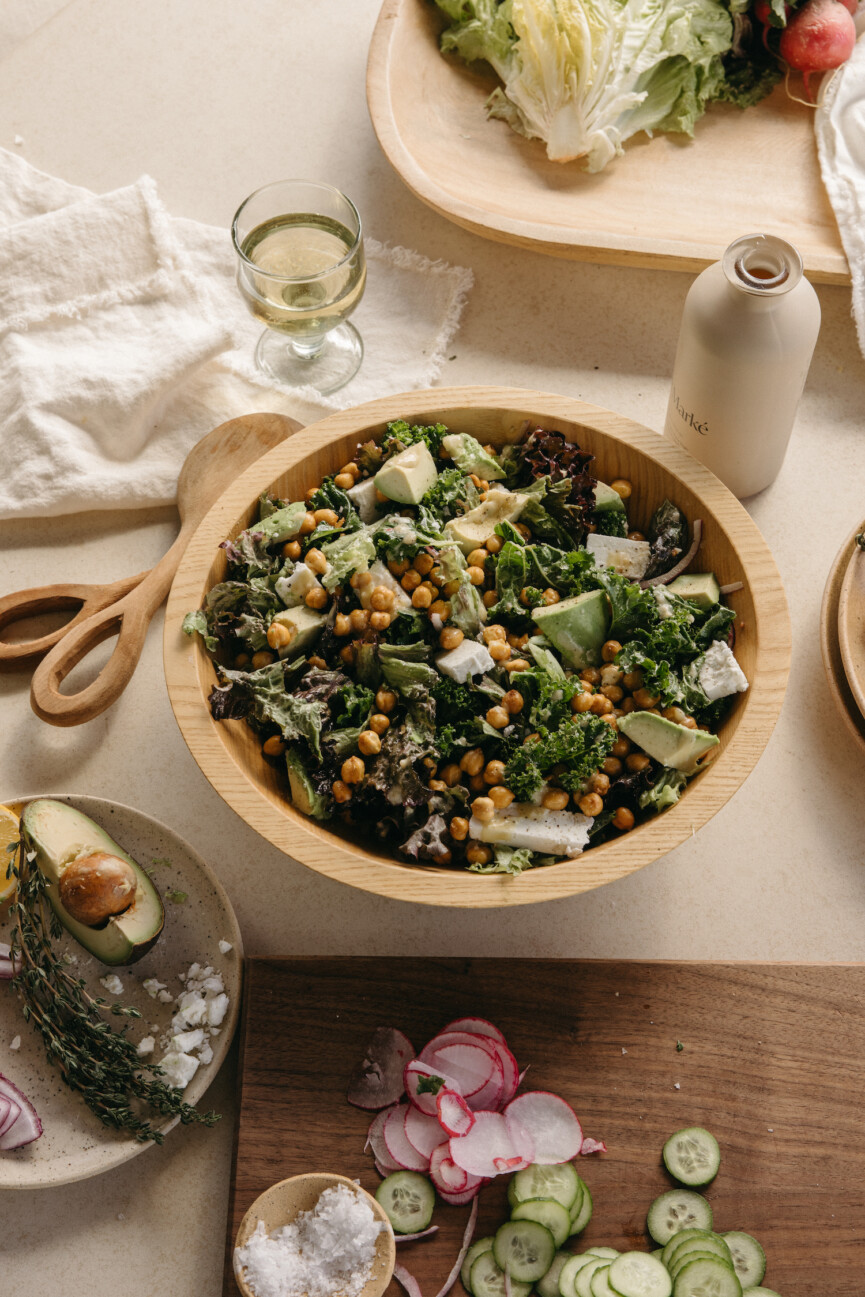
[0,412,303,726]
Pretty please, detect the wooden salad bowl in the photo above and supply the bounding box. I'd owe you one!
[163,387,791,907]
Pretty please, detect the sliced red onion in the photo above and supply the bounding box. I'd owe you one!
[503,1092,583,1165]
[640,519,703,587]
[405,1106,447,1161]
[347,1027,415,1111]
[580,1136,607,1155]
[0,1095,18,1139]
[395,1226,439,1244]
[384,1104,430,1172]
[720,581,744,595]
[505,1273,514,1297]
[0,942,21,979]
[433,1195,479,1297]
[437,1089,475,1137]
[0,1072,42,1150]
[440,1018,507,1044]
[394,1262,424,1297]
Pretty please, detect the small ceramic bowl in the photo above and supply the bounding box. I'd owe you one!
[233,1172,396,1297]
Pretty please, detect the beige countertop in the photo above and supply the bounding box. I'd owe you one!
[1,1,864,1293]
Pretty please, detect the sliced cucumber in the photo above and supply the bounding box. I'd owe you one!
[590,1266,616,1297]
[537,1251,572,1297]
[741,1289,780,1296]
[661,1231,714,1271]
[608,1252,673,1297]
[569,1182,593,1236]
[663,1129,721,1188]
[559,1253,599,1297]
[587,1249,620,1260]
[669,1253,734,1283]
[462,1237,495,1294]
[672,1256,741,1297]
[647,1191,713,1246]
[375,1171,435,1234]
[493,1221,557,1283]
[667,1238,731,1276]
[511,1162,581,1211]
[722,1235,766,1288]
[511,1198,571,1248]
[469,1251,533,1297]
[575,1260,610,1297]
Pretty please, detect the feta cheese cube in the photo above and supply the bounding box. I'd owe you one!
[143,978,167,998]
[175,991,208,1026]
[276,562,324,607]
[698,639,748,702]
[586,533,651,580]
[469,804,593,856]
[207,993,230,1027]
[218,940,233,955]
[136,1036,155,1056]
[198,1042,214,1066]
[99,974,124,996]
[172,1028,206,1053]
[158,1050,200,1090]
[347,476,380,523]
[436,639,496,683]
[157,990,174,1004]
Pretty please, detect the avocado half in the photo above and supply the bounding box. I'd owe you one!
[21,800,165,966]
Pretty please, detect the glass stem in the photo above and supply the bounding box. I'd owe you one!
[288,336,327,359]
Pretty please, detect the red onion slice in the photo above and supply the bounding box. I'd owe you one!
[394,1263,424,1297]
[347,1027,415,1111]
[720,581,744,595]
[640,519,703,587]
[395,1226,439,1244]
[433,1195,479,1297]
[0,1072,42,1150]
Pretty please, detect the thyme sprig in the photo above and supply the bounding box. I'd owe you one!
[8,840,220,1143]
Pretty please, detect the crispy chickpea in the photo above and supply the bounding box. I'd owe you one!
[251,650,275,670]
[429,600,452,619]
[515,523,532,541]
[305,588,328,610]
[541,588,560,606]
[369,713,391,736]
[591,694,614,716]
[441,763,462,787]
[401,569,422,592]
[262,735,286,757]
[600,664,623,687]
[471,796,495,823]
[429,778,448,792]
[483,625,507,644]
[601,714,619,729]
[485,534,503,554]
[443,579,462,598]
[429,566,446,587]
[313,508,340,526]
[489,786,515,809]
[603,757,623,777]
[469,773,487,792]
[507,658,530,673]
[572,691,595,714]
[334,613,351,637]
[460,748,485,777]
[358,731,382,756]
[339,644,356,666]
[628,531,646,542]
[626,753,651,773]
[611,736,631,758]
[482,591,498,609]
[375,489,390,504]
[467,566,486,586]
[283,540,302,561]
[663,706,690,726]
[466,844,492,866]
[422,757,437,771]
[234,653,250,669]
[467,548,489,567]
[413,552,435,575]
[450,816,470,842]
[375,688,397,714]
[469,474,484,490]
[349,608,369,632]
[579,792,604,817]
[412,586,433,609]
[267,622,292,650]
[486,705,510,729]
[341,756,365,784]
[542,789,570,812]
[680,716,698,730]
[334,472,354,490]
[340,462,360,479]
[502,689,524,715]
[299,511,317,535]
[613,806,635,831]
[581,667,601,686]
[440,627,465,651]
[588,771,611,796]
[306,486,318,502]
[369,611,391,631]
[620,697,636,714]
[332,780,353,804]
[633,687,661,709]
[388,558,410,577]
[601,684,624,703]
[353,571,374,591]
[484,759,506,785]
[489,641,511,663]
[369,586,395,613]
[519,587,534,608]
[611,479,632,500]
[622,669,644,692]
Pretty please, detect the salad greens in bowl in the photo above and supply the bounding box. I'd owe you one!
[165,389,789,906]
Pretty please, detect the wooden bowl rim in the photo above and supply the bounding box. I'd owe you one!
[820,518,865,756]
[164,386,791,908]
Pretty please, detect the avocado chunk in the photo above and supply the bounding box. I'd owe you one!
[617,712,719,775]
[667,572,721,611]
[270,605,327,658]
[285,748,328,820]
[253,500,308,546]
[445,488,529,554]
[531,589,610,669]
[21,800,164,966]
[374,442,439,504]
[594,481,627,515]
[441,433,505,480]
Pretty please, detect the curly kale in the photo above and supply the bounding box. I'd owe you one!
[504,716,615,801]
[420,466,479,522]
[381,419,448,457]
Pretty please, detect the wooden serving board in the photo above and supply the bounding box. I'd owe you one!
[224,958,865,1297]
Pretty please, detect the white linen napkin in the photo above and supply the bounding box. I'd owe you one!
[0,149,473,519]
[815,23,865,358]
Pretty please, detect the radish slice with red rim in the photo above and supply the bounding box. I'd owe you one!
[433,1195,479,1297]
[436,1089,475,1137]
[580,1136,607,1155]
[347,1027,415,1111]
[383,1104,430,1172]
[404,1059,461,1116]
[485,1039,519,1108]
[405,1106,448,1161]
[429,1143,469,1194]
[440,1018,507,1044]
[368,1106,403,1172]
[449,1110,526,1178]
[504,1091,583,1165]
[435,1182,484,1206]
[0,1072,42,1150]
[427,1041,501,1101]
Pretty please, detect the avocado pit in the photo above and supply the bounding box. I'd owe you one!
[58,852,138,928]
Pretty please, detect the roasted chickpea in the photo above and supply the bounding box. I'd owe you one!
[633,687,661,709]
[299,511,317,535]
[484,760,506,785]
[588,771,611,796]
[305,548,328,574]
[305,588,328,610]
[267,622,292,650]
[441,763,462,787]
[308,655,327,670]
[572,691,595,714]
[369,611,392,632]
[282,540,302,561]
[486,705,510,729]
[482,590,498,609]
[489,786,515,809]
[484,535,503,554]
[358,731,382,756]
[349,608,369,632]
[611,736,631,758]
[369,713,391,736]
[626,754,651,773]
[332,780,353,804]
[515,523,532,541]
[466,566,486,586]
[471,796,495,823]
[341,756,365,784]
[339,644,356,666]
[612,806,635,831]
[334,472,355,490]
[628,531,646,542]
[469,773,487,792]
[591,694,614,715]
[429,566,446,587]
[460,748,485,777]
[412,586,433,609]
[388,558,410,577]
[542,789,570,812]
[429,600,452,619]
[506,658,530,673]
[467,548,489,567]
[611,479,632,500]
[489,641,511,662]
[401,569,422,592]
[541,588,560,606]
[440,627,464,651]
[581,667,601,686]
[442,579,462,598]
[600,664,623,687]
[450,817,470,842]
[413,552,435,575]
[579,792,604,817]
[234,653,250,669]
[622,669,644,692]
[603,757,623,777]
[429,778,448,792]
[601,685,624,703]
[339,462,360,479]
[502,689,524,715]
[262,735,286,757]
[466,844,492,866]
[483,625,508,644]
[251,650,275,670]
[313,508,340,526]
[375,688,397,713]
[334,613,351,637]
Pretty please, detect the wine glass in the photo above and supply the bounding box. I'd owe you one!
[232,180,366,396]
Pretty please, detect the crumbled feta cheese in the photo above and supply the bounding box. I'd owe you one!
[200,975,225,994]
[175,991,209,1027]
[172,1028,206,1053]
[99,974,124,996]
[10,1035,20,1051]
[276,562,325,607]
[346,476,379,523]
[207,994,230,1027]
[436,639,496,683]
[143,978,167,998]
[136,1036,155,1056]
[158,1050,200,1090]
[586,533,651,580]
[470,804,593,855]
[198,1042,214,1066]
[697,639,749,702]
[157,989,174,1004]
[218,940,233,955]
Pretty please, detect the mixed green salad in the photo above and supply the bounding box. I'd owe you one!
[183,421,748,875]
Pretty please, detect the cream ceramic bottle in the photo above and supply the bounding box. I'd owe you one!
[663,234,820,499]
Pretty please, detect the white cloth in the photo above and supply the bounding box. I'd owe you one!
[815,21,865,358]
[0,149,473,518]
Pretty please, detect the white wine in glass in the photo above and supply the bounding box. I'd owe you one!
[233,181,366,396]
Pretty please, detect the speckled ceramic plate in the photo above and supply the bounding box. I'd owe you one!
[0,794,243,1189]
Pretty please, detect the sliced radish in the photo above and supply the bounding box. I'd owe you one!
[433,1196,479,1297]
[504,1112,536,1167]
[367,1106,403,1172]
[405,1106,447,1161]
[375,1158,395,1178]
[580,1136,607,1155]
[449,1110,526,1178]
[404,1059,461,1117]
[427,1042,501,1102]
[347,1027,415,1111]
[440,1018,507,1044]
[394,1263,424,1297]
[395,1226,439,1243]
[486,1039,520,1108]
[436,1089,475,1137]
[0,1073,42,1150]
[429,1143,469,1194]
[436,1183,484,1206]
[384,1104,430,1172]
[503,1091,583,1165]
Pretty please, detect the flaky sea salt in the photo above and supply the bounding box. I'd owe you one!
[235,1184,385,1297]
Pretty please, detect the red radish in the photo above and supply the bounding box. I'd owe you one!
[367,1106,404,1172]
[502,1112,535,1166]
[580,1136,607,1155]
[347,1027,415,1110]
[433,1197,479,1297]
[0,1073,42,1150]
[440,1017,507,1043]
[778,0,857,97]
[422,1041,500,1100]
[436,1183,485,1205]
[437,1089,475,1137]
[405,1106,448,1161]
[383,1104,430,1172]
[504,1091,583,1165]
[449,1110,532,1178]
[404,1060,461,1117]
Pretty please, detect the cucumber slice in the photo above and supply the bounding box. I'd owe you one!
[587,1249,620,1260]
[537,1251,572,1297]
[462,1238,495,1294]
[663,1129,721,1188]
[667,1238,731,1276]
[741,1289,780,1296]
[647,1191,713,1245]
[662,1231,715,1271]
[608,1252,673,1297]
[494,1221,557,1283]
[722,1235,766,1288]
[560,1254,600,1297]
[511,1199,571,1248]
[375,1171,435,1234]
[669,1253,734,1283]
[511,1162,581,1211]
[569,1182,594,1236]
[590,1267,616,1297]
[575,1260,610,1297]
[672,1257,742,1297]
[469,1252,533,1297]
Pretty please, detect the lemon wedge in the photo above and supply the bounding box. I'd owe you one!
[0,804,21,905]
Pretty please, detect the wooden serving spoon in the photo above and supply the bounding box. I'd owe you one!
[25,412,302,727]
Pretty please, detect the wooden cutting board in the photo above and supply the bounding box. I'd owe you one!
[224,959,865,1297]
